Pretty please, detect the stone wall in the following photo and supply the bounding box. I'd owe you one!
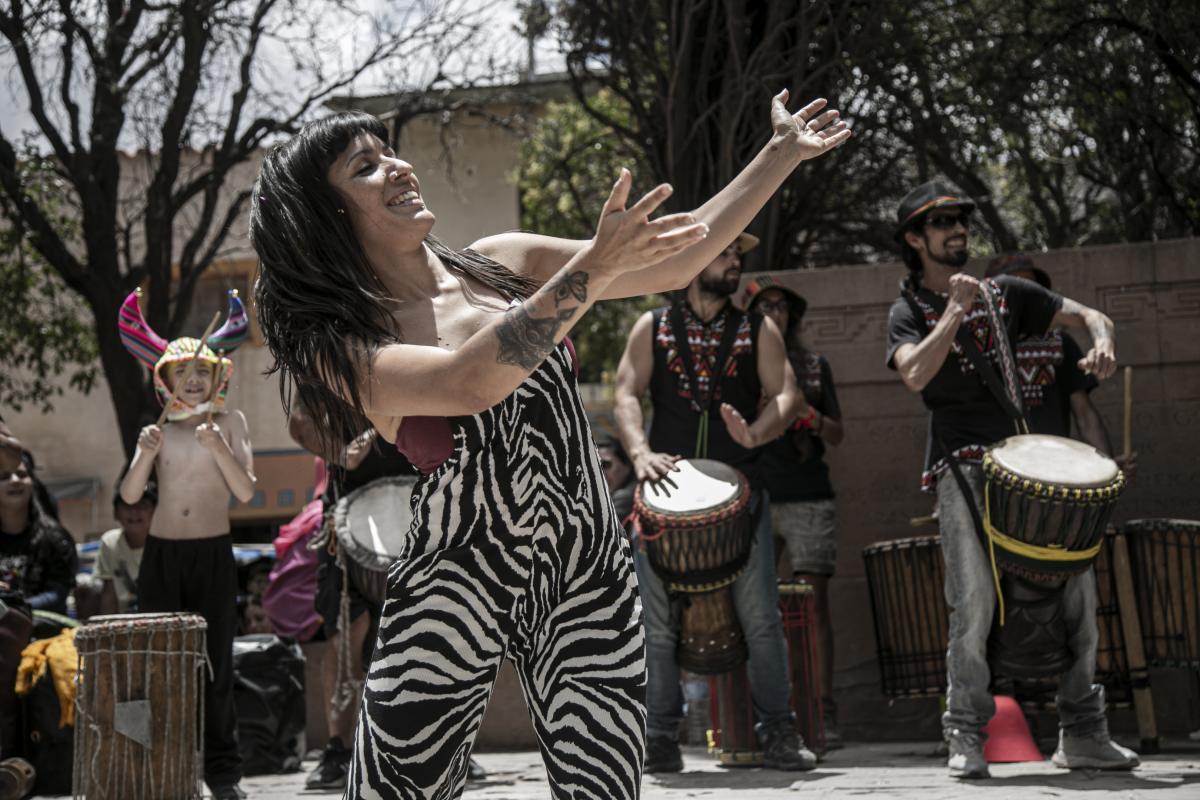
[751,237,1200,738]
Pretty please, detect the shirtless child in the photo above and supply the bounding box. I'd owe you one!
[116,290,253,800]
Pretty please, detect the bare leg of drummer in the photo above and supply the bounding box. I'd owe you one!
[935,464,997,779]
[1052,568,1139,769]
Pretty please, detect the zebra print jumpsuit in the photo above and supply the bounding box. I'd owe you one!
[348,343,646,799]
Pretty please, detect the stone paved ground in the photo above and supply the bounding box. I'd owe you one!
[223,740,1200,799]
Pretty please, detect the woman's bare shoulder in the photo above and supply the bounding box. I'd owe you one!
[469,231,589,282]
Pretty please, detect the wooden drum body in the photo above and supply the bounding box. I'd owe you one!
[1122,518,1200,668]
[334,475,417,605]
[862,536,949,698]
[983,434,1124,584]
[73,613,207,800]
[636,459,753,674]
[707,581,825,764]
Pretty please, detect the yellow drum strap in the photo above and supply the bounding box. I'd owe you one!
[982,485,1103,626]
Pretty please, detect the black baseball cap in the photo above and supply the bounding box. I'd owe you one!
[894,180,976,242]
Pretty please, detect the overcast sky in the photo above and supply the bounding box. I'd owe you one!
[0,0,565,149]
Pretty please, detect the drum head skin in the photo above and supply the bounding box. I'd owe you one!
[989,434,1118,487]
[334,475,417,569]
[638,459,743,515]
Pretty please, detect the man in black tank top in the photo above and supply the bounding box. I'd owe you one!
[615,234,816,772]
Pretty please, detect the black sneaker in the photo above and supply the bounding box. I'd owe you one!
[644,735,683,773]
[760,722,817,771]
[210,784,246,800]
[306,736,351,790]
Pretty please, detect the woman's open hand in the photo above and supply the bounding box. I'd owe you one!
[586,169,710,276]
[770,90,852,162]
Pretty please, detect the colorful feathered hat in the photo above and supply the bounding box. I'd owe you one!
[118,288,249,420]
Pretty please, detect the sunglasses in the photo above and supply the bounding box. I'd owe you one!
[755,299,790,314]
[924,212,971,230]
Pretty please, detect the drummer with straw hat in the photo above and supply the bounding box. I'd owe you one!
[615,230,817,773]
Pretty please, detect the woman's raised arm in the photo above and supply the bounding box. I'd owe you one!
[356,173,709,418]
[470,90,851,298]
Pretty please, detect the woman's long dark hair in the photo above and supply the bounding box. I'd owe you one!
[250,111,539,454]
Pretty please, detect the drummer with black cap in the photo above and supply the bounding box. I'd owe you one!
[885,180,1138,778]
[615,231,815,773]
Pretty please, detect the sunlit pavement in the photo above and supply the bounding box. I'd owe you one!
[220,739,1200,799]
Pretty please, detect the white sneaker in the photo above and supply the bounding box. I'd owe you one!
[1052,730,1139,770]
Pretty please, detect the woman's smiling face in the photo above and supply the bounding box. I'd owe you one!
[327,132,435,252]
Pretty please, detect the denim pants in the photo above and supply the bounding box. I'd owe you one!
[634,491,794,740]
[937,463,1107,737]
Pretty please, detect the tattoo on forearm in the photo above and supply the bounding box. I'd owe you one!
[495,270,590,369]
[496,305,575,368]
[548,271,589,304]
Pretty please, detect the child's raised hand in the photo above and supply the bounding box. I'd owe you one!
[138,424,164,455]
[195,422,224,452]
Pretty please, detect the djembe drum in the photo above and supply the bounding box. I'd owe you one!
[333,475,418,604]
[864,531,1135,700]
[634,459,754,674]
[73,613,207,800]
[982,434,1125,583]
[707,581,825,764]
[1121,518,1200,668]
[862,536,948,698]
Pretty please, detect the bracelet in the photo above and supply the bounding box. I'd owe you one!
[794,406,818,430]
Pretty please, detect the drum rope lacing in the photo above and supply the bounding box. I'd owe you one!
[631,467,753,593]
[330,515,361,714]
[73,620,207,800]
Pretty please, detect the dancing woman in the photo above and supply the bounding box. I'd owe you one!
[250,91,849,799]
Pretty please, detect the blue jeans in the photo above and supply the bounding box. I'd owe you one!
[937,463,1107,737]
[634,491,794,740]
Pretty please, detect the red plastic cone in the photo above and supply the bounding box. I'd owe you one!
[983,695,1043,763]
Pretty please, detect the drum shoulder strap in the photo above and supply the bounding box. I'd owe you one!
[901,287,1026,427]
[668,301,744,416]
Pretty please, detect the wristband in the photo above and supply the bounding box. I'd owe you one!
[792,406,818,430]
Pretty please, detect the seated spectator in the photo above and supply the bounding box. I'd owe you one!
[95,481,157,616]
[0,416,59,521]
[237,595,274,636]
[596,434,635,521]
[0,451,77,614]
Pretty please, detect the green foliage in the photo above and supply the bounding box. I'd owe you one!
[517,90,662,382]
[0,148,98,412]
[517,89,647,239]
[540,0,1198,263]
